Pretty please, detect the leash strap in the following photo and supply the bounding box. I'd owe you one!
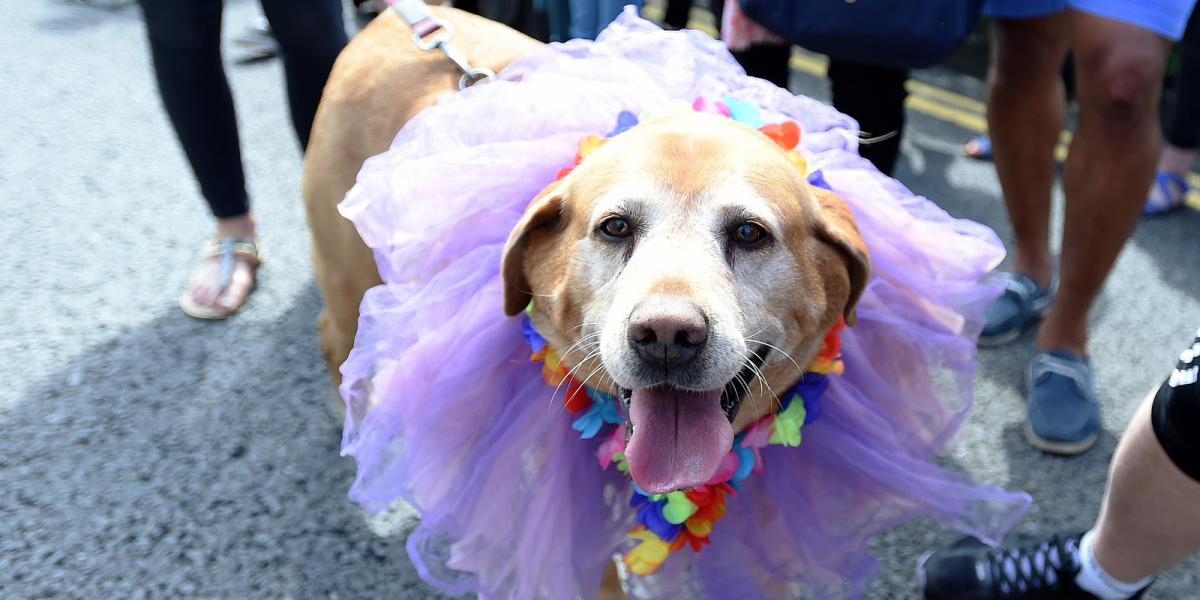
[388,0,496,90]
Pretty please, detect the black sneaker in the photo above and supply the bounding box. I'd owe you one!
[919,532,1149,600]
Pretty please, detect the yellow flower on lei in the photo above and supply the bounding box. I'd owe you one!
[624,527,671,576]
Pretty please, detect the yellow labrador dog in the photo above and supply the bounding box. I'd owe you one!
[305,6,868,595]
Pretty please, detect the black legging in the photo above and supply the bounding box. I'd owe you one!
[827,59,909,176]
[139,0,347,219]
[664,0,690,30]
[733,43,909,176]
[1166,8,1200,150]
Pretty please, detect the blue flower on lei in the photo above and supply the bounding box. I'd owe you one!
[631,493,682,540]
[723,96,765,128]
[521,315,547,353]
[791,372,829,425]
[571,390,623,439]
[607,111,639,137]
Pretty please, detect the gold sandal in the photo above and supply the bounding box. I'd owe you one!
[179,238,264,320]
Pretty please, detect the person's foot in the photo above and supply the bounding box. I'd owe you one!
[980,272,1055,347]
[353,0,386,28]
[963,134,993,160]
[1146,144,1196,215]
[180,238,263,320]
[180,217,263,320]
[232,15,278,63]
[920,532,1149,599]
[1026,350,1100,455]
[1144,170,1189,215]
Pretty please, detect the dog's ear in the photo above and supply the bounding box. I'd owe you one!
[810,186,870,325]
[501,180,565,316]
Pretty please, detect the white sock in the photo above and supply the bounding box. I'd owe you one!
[1074,530,1153,600]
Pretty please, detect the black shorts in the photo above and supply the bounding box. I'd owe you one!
[1151,326,1200,482]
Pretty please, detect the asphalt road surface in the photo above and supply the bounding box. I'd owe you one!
[3,2,1198,598]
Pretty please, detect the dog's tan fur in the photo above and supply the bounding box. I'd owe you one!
[304,9,867,595]
[303,8,539,379]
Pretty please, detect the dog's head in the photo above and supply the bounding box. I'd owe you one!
[501,111,868,493]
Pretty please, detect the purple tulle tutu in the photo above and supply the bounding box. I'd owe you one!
[338,10,1031,599]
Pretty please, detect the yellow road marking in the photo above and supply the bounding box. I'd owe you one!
[906,96,987,132]
[907,79,987,115]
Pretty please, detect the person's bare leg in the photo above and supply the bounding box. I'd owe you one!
[1037,14,1171,354]
[1089,391,1200,583]
[918,342,1200,598]
[987,15,1071,289]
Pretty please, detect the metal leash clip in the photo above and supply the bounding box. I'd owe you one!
[390,0,495,90]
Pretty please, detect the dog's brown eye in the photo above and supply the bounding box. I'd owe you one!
[732,222,767,246]
[599,217,633,239]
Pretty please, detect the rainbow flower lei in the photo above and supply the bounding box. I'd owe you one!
[518,96,846,576]
[522,310,844,576]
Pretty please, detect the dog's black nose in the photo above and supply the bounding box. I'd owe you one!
[628,300,708,365]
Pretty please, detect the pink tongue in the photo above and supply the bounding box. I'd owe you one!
[625,387,733,494]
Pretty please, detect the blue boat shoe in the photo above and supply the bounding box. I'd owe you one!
[980,272,1055,347]
[1025,350,1100,455]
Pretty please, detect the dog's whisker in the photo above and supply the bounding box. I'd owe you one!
[748,356,782,410]
[734,360,772,422]
[560,332,601,354]
[548,356,599,415]
[541,324,603,362]
[562,321,604,335]
[740,349,782,412]
[732,366,759,420]
[743,338,805,376]
[751,365,768,402]
[558,334,601,361]
[576,363,609,398]
[732,353,758,414]
[560,346,600,362]
[756,368,783,412]
[734,338,792,408]
[549,348,603,414]
[559,348,602,389]
[744,324,770,340]
[559,331,600,350]
[559,344,601,382]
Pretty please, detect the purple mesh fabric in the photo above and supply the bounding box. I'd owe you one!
[337,10,1030,599]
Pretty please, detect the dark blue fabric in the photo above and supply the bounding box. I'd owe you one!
[738,0,985,69]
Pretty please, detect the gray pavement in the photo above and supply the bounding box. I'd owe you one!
[2,2,1197,598]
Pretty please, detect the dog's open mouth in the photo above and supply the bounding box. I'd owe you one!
[619,346,768,494]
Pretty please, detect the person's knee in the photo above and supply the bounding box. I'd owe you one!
[1072,15,1170,137]
[1082,55,1160,135]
